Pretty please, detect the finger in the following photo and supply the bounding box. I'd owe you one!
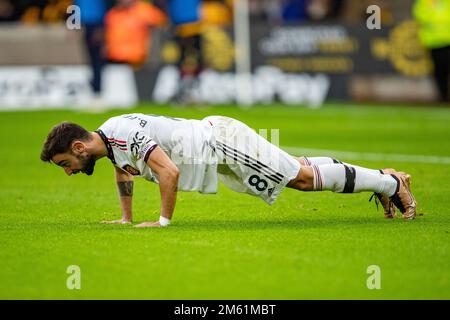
[134,222,152,227]
[101,220,120,224]
[134,222,156,228]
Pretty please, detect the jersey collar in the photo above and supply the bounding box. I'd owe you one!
[95,130,116,164]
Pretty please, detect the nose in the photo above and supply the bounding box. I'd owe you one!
[64,167,73,176]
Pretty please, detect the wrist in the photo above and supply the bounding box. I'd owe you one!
[122,215,132,222]
[159,216,171,227]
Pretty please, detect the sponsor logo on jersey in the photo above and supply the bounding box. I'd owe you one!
[130,132,145,157]
[123,165,140,176]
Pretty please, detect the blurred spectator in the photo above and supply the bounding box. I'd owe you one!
[307,0,344,21]
[0,0,16,22]
[168,0,202,73]
[247,0,345,24]
[75,0,109,100]
[20,0,71,24]
[156,0,232,103]
[164,0,203,103]
[202,0,232,27]
[105,0,166,67]
[308,0,328,20]
[281,0,309,23]
[329,0,344,19]
[414,0,450,102]
[248,0,277,23]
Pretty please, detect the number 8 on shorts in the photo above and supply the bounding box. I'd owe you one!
[248,175,269,192]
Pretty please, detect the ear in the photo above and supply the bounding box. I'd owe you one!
[71,140,86,154]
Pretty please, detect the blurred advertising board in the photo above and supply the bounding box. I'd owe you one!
[0,64,138,110]
[0,20,436,109]
[139,20,435,105]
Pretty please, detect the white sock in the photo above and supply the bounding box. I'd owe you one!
[311,163,398,197]
[303,156,381,175]
[302,156,337,165]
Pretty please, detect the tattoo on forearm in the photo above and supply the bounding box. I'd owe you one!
[117,181,134,197]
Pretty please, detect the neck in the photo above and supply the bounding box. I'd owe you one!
[88,132,109,159]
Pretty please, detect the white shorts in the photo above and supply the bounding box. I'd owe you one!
[203,116,301,205]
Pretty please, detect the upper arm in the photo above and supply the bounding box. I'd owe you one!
[128,130,158,163]
[126,129,178,176]
[146,146,179,176]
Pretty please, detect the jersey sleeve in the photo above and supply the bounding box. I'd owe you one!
[127,130,158,163]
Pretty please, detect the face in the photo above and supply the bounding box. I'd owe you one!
[52,142,97,176]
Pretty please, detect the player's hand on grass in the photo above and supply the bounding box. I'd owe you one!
[101,219,132,225]
[134,221,161,228]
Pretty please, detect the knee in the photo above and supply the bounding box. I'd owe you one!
[288,165,314,191]
[296,179,312,191]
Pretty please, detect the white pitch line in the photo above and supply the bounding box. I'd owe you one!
[282,146,450,165]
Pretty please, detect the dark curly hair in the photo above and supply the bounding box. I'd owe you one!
[40,122,91,162]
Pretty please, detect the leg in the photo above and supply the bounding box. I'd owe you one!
[174,34,198,103]
[84,24,104,95]
[292,156,396,195]
[289,156,416,219]
[287,161,396,195]
[286,165,314,191]
[298,156,340,166]
[430,46,450,102]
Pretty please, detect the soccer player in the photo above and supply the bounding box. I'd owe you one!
[40,113,416,227]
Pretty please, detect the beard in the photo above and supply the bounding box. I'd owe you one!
[78,153,97,176]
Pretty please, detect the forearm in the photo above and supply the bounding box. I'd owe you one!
[115,168,134,222]
[158,171,179,221]
[117,183,133,221]
[144,146,180,227]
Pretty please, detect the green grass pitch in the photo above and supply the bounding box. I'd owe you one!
[0,103,449,299]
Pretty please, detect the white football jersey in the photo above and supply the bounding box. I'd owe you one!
[97,113,218,193]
